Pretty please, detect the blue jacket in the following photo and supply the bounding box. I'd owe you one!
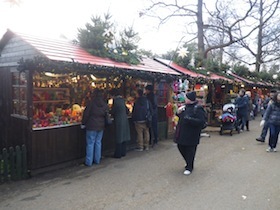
[263,102,280,126]
[235,95,248,116]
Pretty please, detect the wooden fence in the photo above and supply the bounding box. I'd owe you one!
[0,145,29,183]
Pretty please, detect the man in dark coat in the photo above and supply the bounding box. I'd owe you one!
[132,89,152,151]
[145,85,158,147]
[175,91,206,176]
[111,89,131,158]
[235,89,248,132]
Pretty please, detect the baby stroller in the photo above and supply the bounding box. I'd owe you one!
[219,103,240,136]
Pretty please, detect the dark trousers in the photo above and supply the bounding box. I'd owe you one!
[268,124,280,149]
[149,114,158,145]
[246,120,249,131]
[177,144,197,172]
[260,121,269,139]
[114,142,127,158]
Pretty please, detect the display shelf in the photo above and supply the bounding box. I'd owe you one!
[32,122,81,131]
[33,87,70,104]
[33,100,69,104]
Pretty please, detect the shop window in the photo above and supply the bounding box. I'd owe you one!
[11,71,28,118]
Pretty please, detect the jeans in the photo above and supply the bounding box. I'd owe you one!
[85,130,104,166]
[260,121,269,139]
[237,113,247,130]
[268,124,280,149]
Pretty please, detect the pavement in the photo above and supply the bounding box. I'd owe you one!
[0,116,280,210]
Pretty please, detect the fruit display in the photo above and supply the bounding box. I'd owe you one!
[33,107,82,128]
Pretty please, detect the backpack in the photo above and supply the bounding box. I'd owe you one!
[194,105,208,129]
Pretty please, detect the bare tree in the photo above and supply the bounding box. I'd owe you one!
[238,0,280,72]
[143,0,261,67]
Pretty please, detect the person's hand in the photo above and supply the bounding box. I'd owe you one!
[80,124,86,129]
[177,105,185,114]
[260,120,265,127]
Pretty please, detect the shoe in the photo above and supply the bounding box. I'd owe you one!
[145,147,149,151]
[266,147,273,152]
[256,137,265,142]
[135,148,143,152]
[273,148,277,152]
[81,163,91,167]
[183,170,191,176]
[240,129,243,133]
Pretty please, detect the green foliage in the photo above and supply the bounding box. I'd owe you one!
[77,13,141,65]
[232,63,250,76]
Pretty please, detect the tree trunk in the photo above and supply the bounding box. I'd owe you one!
[256,0,263,72]
[197,0,205,64]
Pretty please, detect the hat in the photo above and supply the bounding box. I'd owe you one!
[186,91,196,102]
[145,85,153,91]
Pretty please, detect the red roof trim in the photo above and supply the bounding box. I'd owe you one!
[154,58,206,78]
[4,30,181,76]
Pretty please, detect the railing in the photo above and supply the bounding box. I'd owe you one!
[0,145,29,183]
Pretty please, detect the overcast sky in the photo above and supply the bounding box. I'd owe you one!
[0,0,192,54]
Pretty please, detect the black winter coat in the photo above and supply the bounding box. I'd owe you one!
[82,97,109,131]
[175,102,206,146]
[132,96,152,122]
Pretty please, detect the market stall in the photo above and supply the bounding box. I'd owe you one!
[0,30,181,171]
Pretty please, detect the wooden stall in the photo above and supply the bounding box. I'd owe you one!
[0,30,181,172]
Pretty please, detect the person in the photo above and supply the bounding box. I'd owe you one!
[261,91,280,152]
[245,91,253,131]
[253,92,260,117]
[110,89,131,158]
[256,89,277,142]
[145,85,158,147]
[81,89,109,166]
[235,89,248,132]
[132,89,152,151]
[175,91,206,176]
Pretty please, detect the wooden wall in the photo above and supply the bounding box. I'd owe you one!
[0,35,39,67]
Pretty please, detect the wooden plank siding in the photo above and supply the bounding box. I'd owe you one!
[0,35,42,67]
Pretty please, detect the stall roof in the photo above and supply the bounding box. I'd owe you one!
[208,73,233,82]
[0,30,181,76]
[154,58,206,78]
[228,72,254,84]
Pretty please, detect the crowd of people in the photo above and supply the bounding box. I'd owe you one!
[81,85,159,166]
[234,88,280,153]
[80,86,280,177]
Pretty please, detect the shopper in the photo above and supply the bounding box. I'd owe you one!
[235,89,248,132]
[81,89,109,166]
[145,85,158,147]
[110,89,131,158]
[132,89,152,151]
[256,89,277,142]
[261,91,280,152]
[245,91,253,131]
[175,91,206,176]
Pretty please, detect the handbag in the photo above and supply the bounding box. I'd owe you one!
[105,112,112,126]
